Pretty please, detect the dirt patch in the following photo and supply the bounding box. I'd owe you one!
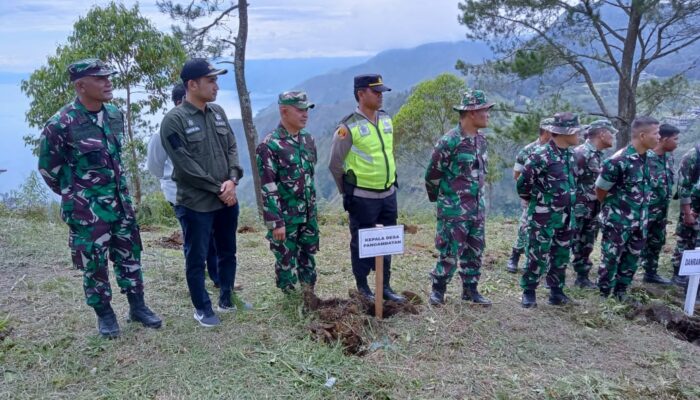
[305,289,422,355]
[626,287,700,346]
[153,230,183,249]
[237,225,257,234]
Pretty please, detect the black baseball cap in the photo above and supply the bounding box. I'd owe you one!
[180,58,227,84]
[354,74,391,92]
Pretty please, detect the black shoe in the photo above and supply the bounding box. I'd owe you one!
[383,286,406,303]
[429,282,446,306]
[548,287,571,306]
[521,290,537,308]
[671,275,689,287]
[95,304,120,338]
[357,283,375,302]
[574,275,597,290]
[506,249,521,274]
[643,273,672,285]
[126,292,162,329]
[462,284,492,305]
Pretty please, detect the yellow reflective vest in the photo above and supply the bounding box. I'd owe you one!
[342,111,396,191]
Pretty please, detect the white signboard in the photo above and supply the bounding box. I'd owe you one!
[358,225,404,259]
[680,248,700,317]
[679,249,700,276]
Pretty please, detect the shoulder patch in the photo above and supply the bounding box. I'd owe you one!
[335,126,349,139]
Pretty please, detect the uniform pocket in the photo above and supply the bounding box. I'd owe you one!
[76,140,107,170]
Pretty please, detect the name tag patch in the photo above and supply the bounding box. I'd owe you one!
[214,121,227,127]
[185,126,201,134]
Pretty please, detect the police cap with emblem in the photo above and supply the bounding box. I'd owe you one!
[354,74,391,92]
[180,58,227,84]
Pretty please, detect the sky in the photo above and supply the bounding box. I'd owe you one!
[0,0,468,194]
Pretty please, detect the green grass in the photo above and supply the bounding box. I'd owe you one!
[1,211,699,399]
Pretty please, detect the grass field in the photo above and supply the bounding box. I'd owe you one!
[1,211,699,399]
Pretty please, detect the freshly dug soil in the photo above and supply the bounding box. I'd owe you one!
[305,289,422,355]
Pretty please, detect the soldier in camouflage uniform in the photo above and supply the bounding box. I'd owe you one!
[426,89,494,306]
[38,59,161,338]
[639,124,680,285]
[571,119,616,289]
[517,112,580,308]
[595,117,660,300]
[256,92,319,293]
[671,142,700,286]
[506,118,553,273]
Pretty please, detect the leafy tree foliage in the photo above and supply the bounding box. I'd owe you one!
[458,0,700,147]
[21,2,186,204]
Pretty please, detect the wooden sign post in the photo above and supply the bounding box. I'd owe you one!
[358,225,404,320]
[679,247,700,317]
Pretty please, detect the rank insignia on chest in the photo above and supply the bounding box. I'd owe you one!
[359,124,370,136]
[215,113,223,121]
[187,119,194,127]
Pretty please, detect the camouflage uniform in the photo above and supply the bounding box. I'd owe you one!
[256,92,318,290]
[571,140,604,277]
[425,125,488,286]
[640,151,674,275]
[517,140,576,291]
[595,145,651,293]
[512,140,542,253]
[38,94,142,310]
[671,146,700,279]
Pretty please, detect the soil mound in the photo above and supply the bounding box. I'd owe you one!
[305,289,422,355]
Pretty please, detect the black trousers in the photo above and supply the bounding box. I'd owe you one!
[347,192,398,282]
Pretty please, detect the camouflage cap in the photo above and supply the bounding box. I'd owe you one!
[543,112,580,135]
[278,91,315,110]
[453,89,494,111]
[68,58,116,82]
[587,119,618,135]
[539,117,555,130]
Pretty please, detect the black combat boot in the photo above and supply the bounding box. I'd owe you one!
[429,281,447,306]
[643,272,672,285]
[521,289,537,308]
[599,287,611,299]
[382,268,406,303]
[126,292,162,329]
[506,249,521,274]
[95,304,120,338]
[574,274,597,290]
[548,287,571,305]
[356,276,375,302]
[462,283,492,305]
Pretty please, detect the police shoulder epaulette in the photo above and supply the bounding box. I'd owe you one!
[340,112,357,124]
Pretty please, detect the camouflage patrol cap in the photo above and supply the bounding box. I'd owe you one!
[68,58,116,82]
[278,91,315,110]
[539,117,555,129]
[587,119,618,135]
[453,89,494,112]
[544,112,580,135]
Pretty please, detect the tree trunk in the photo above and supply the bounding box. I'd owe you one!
[615,4,642,149]
[233,0,263,216]
[125,86,142,205]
